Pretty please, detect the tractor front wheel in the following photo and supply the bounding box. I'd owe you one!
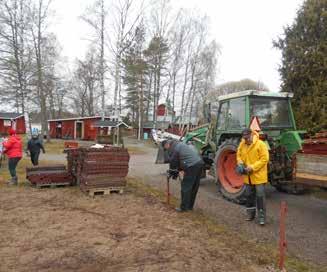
[214,139,247,204]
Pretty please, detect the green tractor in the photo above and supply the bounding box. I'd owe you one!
[183,90,306,204]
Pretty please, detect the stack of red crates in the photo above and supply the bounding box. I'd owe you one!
[26,165,74,186]
[75,147,130,192]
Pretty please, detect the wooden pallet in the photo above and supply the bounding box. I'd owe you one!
[84,187,124,197]
[34,182,72,189]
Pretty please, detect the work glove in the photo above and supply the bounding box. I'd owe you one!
[235,164,247,175]
[245,166,253,173]
[167,169,179,180]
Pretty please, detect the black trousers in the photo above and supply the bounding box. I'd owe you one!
[180,161,204,210]
[8,157,21,177]
[30,151,40,166]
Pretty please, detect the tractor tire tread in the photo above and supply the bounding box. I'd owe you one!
[215,138,246,205]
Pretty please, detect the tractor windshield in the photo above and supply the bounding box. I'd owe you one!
[249,97,293,129]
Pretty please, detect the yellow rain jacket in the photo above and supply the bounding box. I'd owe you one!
[236,130,269,185]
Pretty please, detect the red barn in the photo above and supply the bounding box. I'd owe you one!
[48,116,113,141]
[156,104,175,123]
[0,112,26,135]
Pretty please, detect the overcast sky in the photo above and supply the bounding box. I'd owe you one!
[51,0,304,92]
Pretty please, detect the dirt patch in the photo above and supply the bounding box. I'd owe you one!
[126,141,327,271]
[0,182,280,272]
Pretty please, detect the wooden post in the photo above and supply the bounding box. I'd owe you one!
[279,201,288,270]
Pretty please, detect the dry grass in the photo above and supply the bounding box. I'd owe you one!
[0,157,61,183]
[127,177,327,272]
[43,140,66,154]
[310,188,327,200]
[43,138,148,155]
[0,137,324,272]
[2,174,326,272]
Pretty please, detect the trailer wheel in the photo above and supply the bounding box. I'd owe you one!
[214,139,247,204]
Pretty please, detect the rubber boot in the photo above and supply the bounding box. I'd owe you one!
[256,197,266,226]
[258,209,265,226]
[14,176,18,185]
[245,207,256,221]
[6,177,14,185]
[8,176,18,186]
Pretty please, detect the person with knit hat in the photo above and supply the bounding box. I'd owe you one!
[2,128,23,185]
[27,132,45,166]
[236,128,269,225]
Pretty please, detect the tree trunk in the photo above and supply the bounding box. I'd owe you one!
[146,71,152,122]
[114,58,120,117]
[100,0,105,120]
[180,61,196,132]
[152,66,157,124]
[179,58,190,131]
[33,0,49,142]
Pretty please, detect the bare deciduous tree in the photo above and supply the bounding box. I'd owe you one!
[108,0,145,116]
[80,0,106,119]
[0,0,33,115]
[70,48,101,117]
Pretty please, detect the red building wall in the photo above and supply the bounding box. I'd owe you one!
[84,118,99,140]
[49,120,75,139]
[157,104,166,116]
[0,116,26,134]
[49,122,56,138]
[0,119,5,134]
[15,116,26,134]
[61,120,75,139]
[48,117,110,140]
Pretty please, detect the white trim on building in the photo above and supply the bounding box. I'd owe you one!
[48,116,112,122]
[218,90,294,101]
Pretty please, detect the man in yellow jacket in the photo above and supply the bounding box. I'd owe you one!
[236,128,269,225]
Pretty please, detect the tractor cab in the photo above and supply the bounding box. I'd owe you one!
[215,90,296,145]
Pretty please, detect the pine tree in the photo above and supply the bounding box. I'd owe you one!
[144,35,169,126]
[274,0,327,133]
[122,24,148,139]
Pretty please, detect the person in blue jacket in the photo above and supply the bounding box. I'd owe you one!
[27,133,45,166]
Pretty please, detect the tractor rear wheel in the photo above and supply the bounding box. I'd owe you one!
[214,139,247,204]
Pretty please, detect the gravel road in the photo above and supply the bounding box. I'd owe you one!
[127,140,327,268]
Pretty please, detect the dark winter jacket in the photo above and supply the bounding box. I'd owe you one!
[27,138,45,154]
[3,135,23,158]
[167,142,203,170]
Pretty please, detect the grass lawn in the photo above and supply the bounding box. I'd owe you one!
[43,140,66,154]
[0,157,60,183]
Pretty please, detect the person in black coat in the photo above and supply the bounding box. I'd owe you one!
[27,134,45,166]
[163,139,204,212]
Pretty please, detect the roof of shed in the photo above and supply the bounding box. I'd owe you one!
[0,112,24,119]
[93,120,129,128]
[48,116,111,122]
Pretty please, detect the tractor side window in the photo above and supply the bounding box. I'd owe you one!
[227,98,246,129]
[217,102,228,130]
